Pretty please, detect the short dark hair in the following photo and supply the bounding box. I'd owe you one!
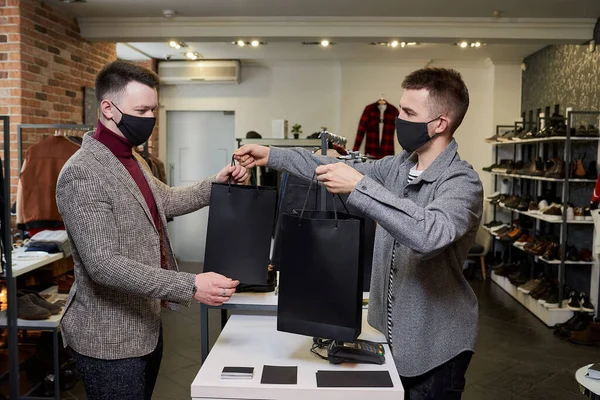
[95,60,160,104]
[402,68,469,133]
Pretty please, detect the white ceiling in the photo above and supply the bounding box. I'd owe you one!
[53,0,600,19]
[118,41,545,63]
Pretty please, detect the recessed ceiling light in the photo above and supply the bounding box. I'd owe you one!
[237,40,245,47]
[168,41,186,49]
[390,41,399,48]
[302,41,335,46]
[185,51,201,60]
[251,40,260,47]
[401,42,406,48]
[457,41,484,48]
[407,42,417,46]
[321,40,330,47]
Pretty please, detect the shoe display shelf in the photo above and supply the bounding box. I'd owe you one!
[511,243,594,265]
[0,286,65,329]
[485,201,594,225]
[489,171,596,183]
[485,111,600,325]
[491,272,573,326]
[491,137,600,146]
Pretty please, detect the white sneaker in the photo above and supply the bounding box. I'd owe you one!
[567,206,575,221]
[486,191,501,200]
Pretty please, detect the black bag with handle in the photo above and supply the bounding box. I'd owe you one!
[277,176,364,342]
[203,159,277,285]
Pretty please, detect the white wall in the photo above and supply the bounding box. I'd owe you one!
[159,60,523,196]
[159,61,341,158]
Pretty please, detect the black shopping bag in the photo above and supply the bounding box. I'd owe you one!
[277,182,364,342]
[203,180,277,285]
[272,173,375,291]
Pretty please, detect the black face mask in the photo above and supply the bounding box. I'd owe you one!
[395,116,440,153]
[111,103,156,146]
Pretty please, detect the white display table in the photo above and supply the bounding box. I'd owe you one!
[191,312,403,400]
[201,292,370,362]
[577,364,600,399]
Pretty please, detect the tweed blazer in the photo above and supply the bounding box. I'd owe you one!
[56,133,215,360]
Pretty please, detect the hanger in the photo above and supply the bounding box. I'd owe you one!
[377,94,387,105]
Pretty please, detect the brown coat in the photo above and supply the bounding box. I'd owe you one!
[17,136,80,228]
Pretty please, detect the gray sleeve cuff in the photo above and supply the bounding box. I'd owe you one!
[267,147,287,170]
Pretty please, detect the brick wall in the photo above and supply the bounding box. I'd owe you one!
[0,0,23,191]
[0,0,117,201]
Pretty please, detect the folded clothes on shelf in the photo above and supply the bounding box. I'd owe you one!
[25,230,71,255]
[29,230,68,245]
[25,243,61,254]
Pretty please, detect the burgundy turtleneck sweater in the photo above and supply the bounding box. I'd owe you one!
[93,121,161,231]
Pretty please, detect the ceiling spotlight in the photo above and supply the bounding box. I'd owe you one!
[407,42,417,46]
[390,40,399,48]
[186,51,200,60]
[251,40,260,47]
[162,9,176,18]
[321,40,330,47]
[460,41,468,48]
[401,42,406,48]
[237,40,245,47]
[474,42,481,48]
[168,41,186,49]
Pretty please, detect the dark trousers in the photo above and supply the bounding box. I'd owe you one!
[400,351,473,400]
[71,328,163,400]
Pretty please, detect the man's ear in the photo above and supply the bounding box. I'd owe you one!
[100,100,114,121]
[434,116,450,135]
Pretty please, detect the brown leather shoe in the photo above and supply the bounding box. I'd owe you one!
[542,243,560,260]
[528,241,551,256]
[544,158,565,179]
[542,205,563,221]
[569,321,600,346]
[574,158,587,178]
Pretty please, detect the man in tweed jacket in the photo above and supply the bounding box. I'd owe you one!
[236,68,483,399]
[56,61,246,400]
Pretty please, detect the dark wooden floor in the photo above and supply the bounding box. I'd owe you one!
[62,264,597,399]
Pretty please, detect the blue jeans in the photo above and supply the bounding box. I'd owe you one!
[71,328,163,400]
[400,351,473,400]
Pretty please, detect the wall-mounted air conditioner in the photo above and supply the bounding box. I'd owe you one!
[158,60,240,85]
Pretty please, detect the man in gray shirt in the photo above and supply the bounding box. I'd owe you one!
[235,68,483,399]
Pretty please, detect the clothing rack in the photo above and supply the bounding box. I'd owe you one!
[17,124,94,172]
[10,123,90,399]
[1,115,20,400]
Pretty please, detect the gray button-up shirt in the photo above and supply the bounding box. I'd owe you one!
[268,138,483,377]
